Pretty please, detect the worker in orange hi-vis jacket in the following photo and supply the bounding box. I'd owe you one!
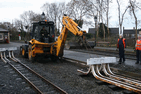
[135,34,141,64]
[117,34,126,64]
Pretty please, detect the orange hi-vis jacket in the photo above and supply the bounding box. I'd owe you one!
[117,38,126,48]
[136,40,141,50]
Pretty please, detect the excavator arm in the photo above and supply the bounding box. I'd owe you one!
[62,15,86,36]
[53,15,86,57]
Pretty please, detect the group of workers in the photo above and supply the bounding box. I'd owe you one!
[117,33,141,64]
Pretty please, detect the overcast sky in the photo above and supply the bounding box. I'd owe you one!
[0,0,141,31]
[0,0,68,21]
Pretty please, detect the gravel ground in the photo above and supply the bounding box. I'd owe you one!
[0,60,35,94]
[110,63,141,74]
[0,48,140,94]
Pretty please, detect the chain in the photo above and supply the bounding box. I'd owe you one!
[81,36,95,58]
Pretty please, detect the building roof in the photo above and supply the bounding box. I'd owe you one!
[124,29,141,34]
[88,27,119,34]
[109,28,119,34]
[88,28,95,34]
[0,27,8,32]
[88,27,141,34]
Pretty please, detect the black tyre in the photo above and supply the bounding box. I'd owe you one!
[28,45,36,63]
[20,46,22,55]
[21,47,28,58]
[50,55,58,62]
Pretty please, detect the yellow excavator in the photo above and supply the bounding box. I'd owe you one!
[21,14,91,62]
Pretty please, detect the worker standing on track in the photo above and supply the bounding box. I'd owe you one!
[117,34,126,64]
[135,34,141,64]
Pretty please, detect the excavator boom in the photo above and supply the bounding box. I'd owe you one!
[54,15,86,57]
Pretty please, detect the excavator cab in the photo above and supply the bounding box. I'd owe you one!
[31,21,55,43]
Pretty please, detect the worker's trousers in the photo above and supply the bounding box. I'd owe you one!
[136,50,141,63]
[119,45,125,62]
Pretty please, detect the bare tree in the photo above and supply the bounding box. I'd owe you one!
[57,3,66,32]
[116,0,129,35]
[20,11,34,27]
[14,19,22,31]
[76,0,99,37]
[42,3,61,35]
[129,0,140,40]
[81,0,112,41]
[96,0,107,41]
[20,10,41,33]
[105,0,111,38]
[66,0,90,25]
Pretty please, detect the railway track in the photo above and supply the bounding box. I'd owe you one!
[0,51,67,94]
[68,49,136,60]
[63,57,141,93]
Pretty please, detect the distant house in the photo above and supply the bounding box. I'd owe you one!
[123,28,141,38]
[88,28,96,35]
[88,27,141,39]
[0,27,10,43]
[88,27,119,38]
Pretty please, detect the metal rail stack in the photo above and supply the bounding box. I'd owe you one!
[77,57,141,93]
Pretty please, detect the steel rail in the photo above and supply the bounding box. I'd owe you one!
[3,52,10,63]
[11,51,20,62]
[91,65,141,93]
[102,64,141,88]
[96,64,140,90]
[9,51,68,94]
[8,62,43,94]
[9,51,17,62]
[2,51,43,93]
[19,62,67,94]
[0,52,7,63]
[77,68,91,75]
[106,64,141,85]
[107,63,141,83]
[1,51,68,94]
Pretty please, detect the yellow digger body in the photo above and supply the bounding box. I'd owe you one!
[21,15,87,62]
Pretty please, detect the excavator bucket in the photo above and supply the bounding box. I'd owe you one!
[65,41,95,49]
[65,42,81,49]
[65,36,95,50]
